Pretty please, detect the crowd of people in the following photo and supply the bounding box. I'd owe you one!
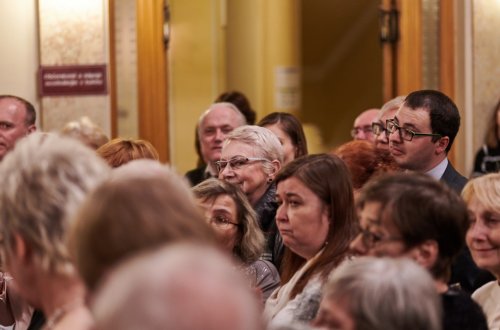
[0,90,499,330]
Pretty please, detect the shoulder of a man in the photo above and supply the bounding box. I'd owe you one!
[440,161,468,193]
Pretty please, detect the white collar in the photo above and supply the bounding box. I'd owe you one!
[426,157,448,180]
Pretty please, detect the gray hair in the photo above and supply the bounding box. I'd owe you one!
[223,125,284,173]
[93,243,264,330]
[0,133,110,275]
[197,102,247,133]
[378,95,406,120]
[321,257,442,330]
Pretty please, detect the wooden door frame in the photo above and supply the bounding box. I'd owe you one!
[136,0,169,162]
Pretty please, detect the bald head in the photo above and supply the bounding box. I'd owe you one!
[351,108,379,141]
[0,95,37,160]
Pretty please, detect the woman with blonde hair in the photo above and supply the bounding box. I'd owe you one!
[463,173,500,328]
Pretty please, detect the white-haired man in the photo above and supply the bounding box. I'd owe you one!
[186,102,246,186]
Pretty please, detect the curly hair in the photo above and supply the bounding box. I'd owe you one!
[333,140,400,189]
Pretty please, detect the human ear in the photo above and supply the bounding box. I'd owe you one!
[435,136,449,154]
[409,240,439,270]
[268,160,281,181]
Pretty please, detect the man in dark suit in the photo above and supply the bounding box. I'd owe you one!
[185,103,246,186]
[387,89,491,293]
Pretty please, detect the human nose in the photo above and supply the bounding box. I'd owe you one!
[275,203,288,223]
[214,128,224,142]
[218,162,233,178]
[388,126,402,143]
[467,220,489,241]
[349,233,368,256]
[376,129,389,144]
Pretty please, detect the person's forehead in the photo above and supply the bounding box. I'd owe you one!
[395,106,431,128]
[377,107,398,122]
[202,106,241,127]
[221,140,255,157]
[354,110,378,127]
[0,98,27,120]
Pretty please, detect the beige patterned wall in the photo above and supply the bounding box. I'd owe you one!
[38,0,110,135]
[472,1,500,156]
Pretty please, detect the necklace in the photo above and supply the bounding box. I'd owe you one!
[44,298,84,330]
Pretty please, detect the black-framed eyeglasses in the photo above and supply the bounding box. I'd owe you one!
[386,119,442,142]
[215,156,269,173]
[357,226,402,249]
[209,215,241,228]
[350,126,373,138]
[372,122,387,137]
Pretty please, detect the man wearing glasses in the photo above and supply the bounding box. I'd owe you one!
[386,90,467,193]
[386,89,493,293]
[350,108,379,142]
[185,102,247,186]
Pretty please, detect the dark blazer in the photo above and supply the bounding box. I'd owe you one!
[440,160,495,292]
[185,166,210,187]
[440,161,468,193]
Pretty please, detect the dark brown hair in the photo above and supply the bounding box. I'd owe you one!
[403,90,460,153]
[485,98,500,149]
[358,173,468,281]
[258,112,308,159]
[215,90,256,125]
[276,154,355,298]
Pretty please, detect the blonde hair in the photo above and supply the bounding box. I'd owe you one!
[61,116,109,149]
[0,133,110,275]
[462,172,500,214]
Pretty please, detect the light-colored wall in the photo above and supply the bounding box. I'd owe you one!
[0,1,39,122]
[470,0,500,173]
[168,0,224,173]
[455,0,500,176]
[38,0,111,136]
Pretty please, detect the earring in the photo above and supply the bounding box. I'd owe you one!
[267,177,273,183]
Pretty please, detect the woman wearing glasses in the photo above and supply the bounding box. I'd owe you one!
[350,173,487,330]
[463,173,500,329]
[218,125,283,266]
[192,179,280,302]
[265,154,355,328]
